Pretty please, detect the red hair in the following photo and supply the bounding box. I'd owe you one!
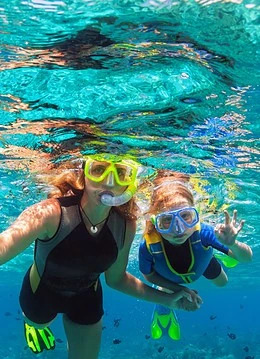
[39,165,139,221]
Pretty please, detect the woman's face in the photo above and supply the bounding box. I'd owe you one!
[155,199,198,245]
[83,157,138,206]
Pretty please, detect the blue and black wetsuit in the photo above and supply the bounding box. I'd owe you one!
[139,223,229,285]
[20,195,126,325]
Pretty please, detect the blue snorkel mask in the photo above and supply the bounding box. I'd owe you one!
[151,207,199,235]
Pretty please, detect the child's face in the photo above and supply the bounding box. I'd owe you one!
[155,199,198,245]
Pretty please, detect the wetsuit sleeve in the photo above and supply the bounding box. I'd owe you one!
[200,223,229,254]
[139,240,154,275]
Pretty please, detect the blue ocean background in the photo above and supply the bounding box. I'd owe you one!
[0,0,259,358]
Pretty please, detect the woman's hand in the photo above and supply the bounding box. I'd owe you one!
[214,210,245,246]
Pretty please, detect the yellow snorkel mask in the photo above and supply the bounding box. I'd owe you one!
[83,154,140,206]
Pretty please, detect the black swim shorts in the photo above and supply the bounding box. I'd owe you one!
[203,256,222,280]
[19,268,104,325]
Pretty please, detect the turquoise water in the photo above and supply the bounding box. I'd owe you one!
[0,0,259,358]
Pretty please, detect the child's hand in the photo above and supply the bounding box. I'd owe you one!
[168,289,199,311]
[173,288,202,311]
[189,288,203,306]
[214,210,245,246]
[175,297,201,311]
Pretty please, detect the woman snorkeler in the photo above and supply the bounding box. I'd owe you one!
[0,155,193,359]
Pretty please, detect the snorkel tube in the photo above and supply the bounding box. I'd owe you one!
[100,181,137,206]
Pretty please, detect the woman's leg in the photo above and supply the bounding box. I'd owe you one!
[63,314,103,359]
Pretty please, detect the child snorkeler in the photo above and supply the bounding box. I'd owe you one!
[138,170,253,341]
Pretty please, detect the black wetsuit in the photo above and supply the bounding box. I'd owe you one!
[19,195,126,325]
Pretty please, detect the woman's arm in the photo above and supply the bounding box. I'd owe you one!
[0,199,60,265]
[143,271,202,306]
[105,220,193,310]
[214,210,253,263]
[144,271,185,293]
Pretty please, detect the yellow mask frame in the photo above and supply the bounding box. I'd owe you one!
[83,155,139,186]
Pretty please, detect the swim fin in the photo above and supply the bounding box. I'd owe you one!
[151,304,181,341]
[214,252,239,268]
[24,322,55,354]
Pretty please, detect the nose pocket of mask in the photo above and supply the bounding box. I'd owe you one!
[106,172,115,186]
[173,217,186,235]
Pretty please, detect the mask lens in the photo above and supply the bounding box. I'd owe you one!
[157,214,173,230]
[114,164,135,185]
[178,208,198,226]
[87,161,111,180]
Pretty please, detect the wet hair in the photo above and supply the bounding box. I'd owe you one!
[40,165,139,221]
[144,170,195,235]
[45,169,85,198]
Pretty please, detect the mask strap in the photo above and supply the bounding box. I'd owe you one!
[150,215,156,225]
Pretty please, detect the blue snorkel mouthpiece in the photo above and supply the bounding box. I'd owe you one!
[100,182,137,206]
